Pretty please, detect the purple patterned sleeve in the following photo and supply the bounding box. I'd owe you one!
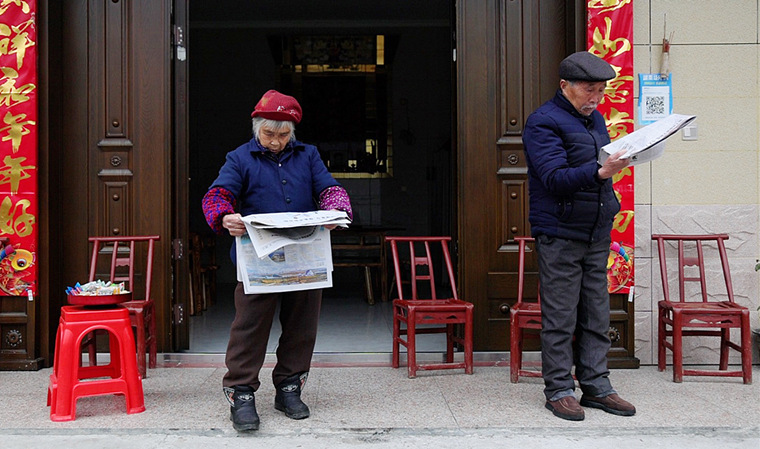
[318,186,353,221]
[202,187,237,234]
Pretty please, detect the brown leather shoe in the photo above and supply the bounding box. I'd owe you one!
[545,396,585,421]
[580,393,636,416]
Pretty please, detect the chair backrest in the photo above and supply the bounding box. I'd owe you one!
[88,235,160,301]
[514,236,540,306]
[651,234,735,303]
[386,236,457,301]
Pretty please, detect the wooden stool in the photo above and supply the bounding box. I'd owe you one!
[47,305,145,422]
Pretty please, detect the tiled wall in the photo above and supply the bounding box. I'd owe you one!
[632,1,760,364]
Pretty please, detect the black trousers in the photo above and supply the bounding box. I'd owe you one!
[222,283,322,391]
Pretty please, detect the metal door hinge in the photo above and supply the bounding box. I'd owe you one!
[172,238,184,260]
[173,303,185,325]
[172,25,186,61]
[172,25,184,46]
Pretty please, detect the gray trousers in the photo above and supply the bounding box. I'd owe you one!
[222,283,322,391]
[535,235,614,401]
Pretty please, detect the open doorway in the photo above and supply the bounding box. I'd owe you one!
[186,0,454,353]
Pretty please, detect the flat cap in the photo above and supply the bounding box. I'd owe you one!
[559,51,616,82]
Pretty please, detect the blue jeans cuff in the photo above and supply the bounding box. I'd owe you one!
[549,390,576,402]
[586,388,617,398]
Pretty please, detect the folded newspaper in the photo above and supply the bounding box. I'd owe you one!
[598,113,696,166]
[235,210,351,294]
[241,210,351,229]
[241,210,351,256]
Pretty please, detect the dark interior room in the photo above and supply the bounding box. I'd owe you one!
[187,0,454,353]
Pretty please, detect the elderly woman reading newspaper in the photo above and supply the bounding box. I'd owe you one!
[202,90,352,432]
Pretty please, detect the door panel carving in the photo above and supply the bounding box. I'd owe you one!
[104,0,127,138]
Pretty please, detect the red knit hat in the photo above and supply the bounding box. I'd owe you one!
[251,90,303,124]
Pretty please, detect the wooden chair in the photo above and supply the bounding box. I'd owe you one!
[386,236,473,378]
[510,236,542,383]
[652,234,752,384]
[199,234,219,310]
[86,235,160,378]
[189,233,218,315]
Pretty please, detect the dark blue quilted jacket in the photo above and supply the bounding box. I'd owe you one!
[210,137,339,216]
[522,89,620,243]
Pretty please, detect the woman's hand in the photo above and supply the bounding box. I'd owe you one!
[323,208,344,230]
[222,213,247,236]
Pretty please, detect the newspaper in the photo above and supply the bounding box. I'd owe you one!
[243,225,323,258]
[236,211,350,294]
[598,113,696,166]
[241,210,351,229]
[241,210,350,256]
[236,231,334,294]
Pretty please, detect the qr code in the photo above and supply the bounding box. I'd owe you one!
[645,95,665,115]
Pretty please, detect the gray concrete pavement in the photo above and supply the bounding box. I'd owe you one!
[1,360,758,448]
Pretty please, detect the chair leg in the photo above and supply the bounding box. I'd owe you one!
[133,312,147,379]
[86,331,97,367]
[464,307,473,375]
[50,323,80,421]
[200,271,208,311]
[106,332,123,378]
[510,321,521,383]
[48,325,63,410]
[672,313,683,383]
[50,356,77,420]
[392,313,401,369]
[407,310,417,378]
[147,303,157,369]
[363,266,375,305]
[445,323,454,363]
[114,323,146,415]
[740,312,753,384]
[657,316,664,372]
[719,327,730,371]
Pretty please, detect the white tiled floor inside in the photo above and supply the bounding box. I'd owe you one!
[188,282,445,354]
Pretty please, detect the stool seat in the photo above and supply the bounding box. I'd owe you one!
[47,305,145,422]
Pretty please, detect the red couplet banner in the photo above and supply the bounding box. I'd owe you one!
[0,1,37,296]
[587,0,635,295]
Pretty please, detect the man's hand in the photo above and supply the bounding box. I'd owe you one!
[222,213,247,236]
[597,149,630,179]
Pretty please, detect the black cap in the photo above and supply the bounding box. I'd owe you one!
[559,51,616,82]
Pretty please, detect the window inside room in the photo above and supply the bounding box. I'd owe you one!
[274,35,393,178]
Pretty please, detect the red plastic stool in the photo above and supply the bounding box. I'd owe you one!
[47,305,145,421]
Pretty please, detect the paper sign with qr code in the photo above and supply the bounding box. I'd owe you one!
[638,73,672,124]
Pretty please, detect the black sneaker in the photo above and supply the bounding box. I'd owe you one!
[226,386,260,431]
[274,373,310,419]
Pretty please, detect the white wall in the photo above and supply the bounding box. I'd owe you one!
[632,0,760,364]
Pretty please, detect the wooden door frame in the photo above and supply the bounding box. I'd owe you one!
[171,0,190,351]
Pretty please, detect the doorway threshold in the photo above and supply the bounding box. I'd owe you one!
[160,351,521,368]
